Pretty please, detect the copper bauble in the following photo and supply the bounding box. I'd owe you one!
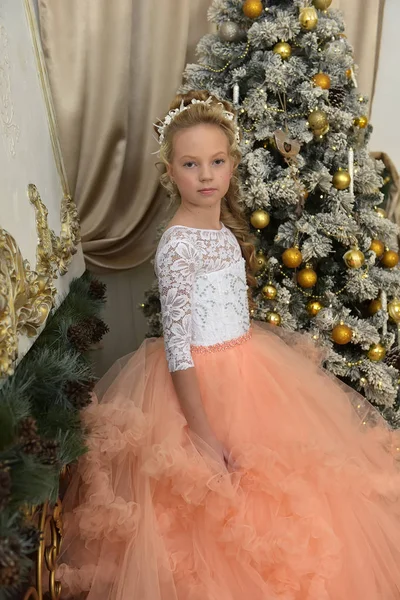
[313,0,332,9]
[369,239,385,258]
[273,42,292,60]
[303,188,309,200]
[308,109,328,130]
[297,266,317,288]
[354,115,368,129]
[343,247,365,269]
[243,0,263,19]
[368,343,386,362]
[375,207,386,218]
[299,7,318,30]
[307,300,323,316]
[381,250,399,269]
[266,311,281,326]
[312,72,331,89]
[250,209,270,229]
[368,298,382,316]
[262,284,277,300]
[282,247,302,269]
[332,323,353,345]
[388,298,400,323]
[255,250,268,272]
[332,169,351,190]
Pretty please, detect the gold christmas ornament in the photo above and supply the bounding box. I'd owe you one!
[282,247,302,269]
[307,299,323,316]
[273,41,292,60]
[313,0,332,9]
[375,207,386,218]
[346,68,352,79]
[297,266,317,288]
[308,109,328,131]
[369,239,385,258]
[312,72,331,89]
[303,188,309,200]
[262,284,277,300]
[255,250,268,272]
[354,115,368,128]
[250,209,270,229]
[243,0,263,19]
[332,323,353,345]
[313,123,330,139]
[381,250,399,269]
[367,298,382,316]
[299,7,318,30]
[388,298,400,323]
[367,343,386,362]
[343,247,365,269]
[266,311,282,326]
[332,169,351,190]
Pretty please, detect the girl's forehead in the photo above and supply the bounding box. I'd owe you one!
[172,124,230,154]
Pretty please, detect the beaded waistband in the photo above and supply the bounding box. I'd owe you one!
[191,328,252,354]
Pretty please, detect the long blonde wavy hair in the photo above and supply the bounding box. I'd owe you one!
[155,90,257,309]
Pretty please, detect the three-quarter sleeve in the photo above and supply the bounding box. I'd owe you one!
[155,234,199,372]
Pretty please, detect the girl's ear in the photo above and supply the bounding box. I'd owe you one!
[166,163,174,180]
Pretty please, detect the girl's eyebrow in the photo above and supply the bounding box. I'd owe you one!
[180,151,228,160]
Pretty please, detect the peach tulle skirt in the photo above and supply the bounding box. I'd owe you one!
[57,321,400,599]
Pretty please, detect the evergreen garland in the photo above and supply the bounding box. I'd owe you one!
[0,272,108,599]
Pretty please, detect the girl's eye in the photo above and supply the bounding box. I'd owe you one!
[214,159,225,165]
[183,162,196,168]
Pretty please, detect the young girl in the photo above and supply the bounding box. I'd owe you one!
[58,91,400,599]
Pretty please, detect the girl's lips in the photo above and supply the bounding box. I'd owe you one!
[198,188,217,195]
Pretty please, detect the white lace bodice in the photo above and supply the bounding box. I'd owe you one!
[154,223,251,372]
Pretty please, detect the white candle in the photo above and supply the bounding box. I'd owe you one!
[348,147,354,197]
[381,290,388,336]
[350,67,358,88]
[233,83,239,105]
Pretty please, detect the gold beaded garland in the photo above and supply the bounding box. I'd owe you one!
[332,169,351,190]
[307,299,323,316]
[282,247,303,269]
[343,247,365,269]
[381,250,399,269]
[250,209,270,229]
[369,239,385,258]
[243,0,263,18]
[297,265,317,288]
[312,72,331,89]
[273,42,292,60]
[266,311,282,326]
[367,343,386,362]
[332,323,353,345]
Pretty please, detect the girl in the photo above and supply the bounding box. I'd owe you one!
[58,91,400,599]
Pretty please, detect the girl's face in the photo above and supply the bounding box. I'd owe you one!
[167,124,234,210]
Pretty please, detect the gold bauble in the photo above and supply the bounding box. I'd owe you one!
[262,284,277,300]
[388,298,400,323]
[354,115,368,129]
[313,0,332,9]
[303,188,309,200]
[307,299,323,316]
[312,72,331,89]
[308,109,328,130]
[282,247,302,269]
[331,323,353,345]
[273,42,292,60]
[297,266,317,288]
[266,311,281,326]
[243,0,263,19]
[346,68,352,79]
[313,123,330,139]
[367,343,386,362]
[381,250,399,269]
[299,7,318,30]
[250,209,270,229]
[369,239,385,258]
[375,207,386,218]
[343,247,365,269]
[255,250,268,272]
[367,298,382,316]
[332,169,351,190]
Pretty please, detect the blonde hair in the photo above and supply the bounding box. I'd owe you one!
[155,90,257,309]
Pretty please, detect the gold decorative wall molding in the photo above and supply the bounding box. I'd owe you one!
[0,184,80,377]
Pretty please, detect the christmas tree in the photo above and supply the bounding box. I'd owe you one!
[144,0,400,425]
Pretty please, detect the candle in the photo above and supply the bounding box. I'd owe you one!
[233,83,239,105]
[348,147,354,197]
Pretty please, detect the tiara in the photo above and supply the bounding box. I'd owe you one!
[154,96,240,145]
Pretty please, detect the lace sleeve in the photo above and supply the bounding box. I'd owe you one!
[155,233,199,372]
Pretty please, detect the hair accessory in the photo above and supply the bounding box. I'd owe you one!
[154,96,240,145]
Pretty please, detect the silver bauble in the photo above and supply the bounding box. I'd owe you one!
[219,21,242,42]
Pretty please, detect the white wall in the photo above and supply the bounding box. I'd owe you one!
[369,0,400,171]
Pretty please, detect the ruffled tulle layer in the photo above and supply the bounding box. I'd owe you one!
[57,321,400,599]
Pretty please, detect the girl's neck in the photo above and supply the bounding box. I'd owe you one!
[172,207,222,231]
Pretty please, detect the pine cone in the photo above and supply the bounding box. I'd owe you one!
[0,467,11,511]
[39,439,59,466]
[0,537,21,588]
[67,322,92,353]
[18,418,42,456]
[89,279,107,301]
[64,379,95,410]
[329,87,346,108]
[88,316,109,344]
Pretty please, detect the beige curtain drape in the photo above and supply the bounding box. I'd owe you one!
[38,0,212,272]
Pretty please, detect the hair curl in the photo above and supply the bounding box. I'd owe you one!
[155,90,257,309]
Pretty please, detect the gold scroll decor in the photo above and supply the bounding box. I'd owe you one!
[0,184,80,377]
